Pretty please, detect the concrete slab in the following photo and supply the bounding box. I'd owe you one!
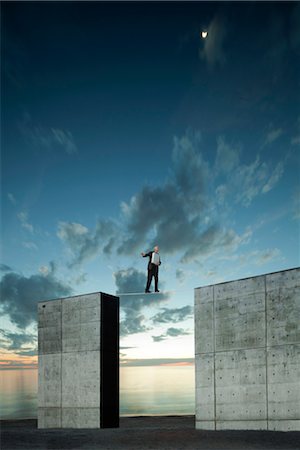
[195,268,300,431]
[38,292,119,429]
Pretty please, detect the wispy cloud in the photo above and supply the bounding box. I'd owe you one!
[220,247,282,268]
[17,211,34,233]
[176,268,186,283]
[57,219,117,267]
[152,327,190,342]
[22,241,38,251]
[215,137,286,207]
[8,193,17,205]
[19,112,78,155]
[262,161,284,194]
[263,127,283,147]
[252,248,281,266]
[0,329,37,355]
[151,306,193,324]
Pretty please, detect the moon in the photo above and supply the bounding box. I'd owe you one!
[201,30,208,39]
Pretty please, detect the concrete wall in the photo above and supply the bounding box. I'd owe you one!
[38,292,119,429]
[194,267,300,431]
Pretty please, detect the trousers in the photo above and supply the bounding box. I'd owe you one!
[146,264,159,291]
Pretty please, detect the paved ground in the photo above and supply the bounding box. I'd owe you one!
[1,416,300,450]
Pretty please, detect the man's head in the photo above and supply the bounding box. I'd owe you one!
[154,245,159,253]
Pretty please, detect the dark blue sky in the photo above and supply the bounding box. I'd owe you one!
[1,1,299,363]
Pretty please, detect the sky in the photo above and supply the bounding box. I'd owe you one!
[1,1,299,370]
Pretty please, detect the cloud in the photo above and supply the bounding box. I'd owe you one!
[221,247,282,269]
[0,266,72,329]
[118,131,280,263]
[17,211,34,233]
[262,161,284,193]
[0,329,37,355]
[166,327,190,337]
[252,248,281,266]
[219,155,285,207]
[200,15,227,68]
[114,268,169,337]
[175,268,186,283]
[19,112,78,155]
[151,305,193,324]
[118,131,212,261]
[50,128,77,155]
[57,219,117,267]
[291,136,300,146]
[291,117,300,146]
[0,264,13,273]
[22,241,38,251]
[215,137,240,174]
[263,127,283,147]
[8,193,17,205]
[152,327,190,342]
[292,191,300,220]
[57,130,286,269]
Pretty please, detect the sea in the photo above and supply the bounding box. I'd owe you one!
[0,365,195,419]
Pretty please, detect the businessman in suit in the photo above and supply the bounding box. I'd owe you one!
[141,245,161,293]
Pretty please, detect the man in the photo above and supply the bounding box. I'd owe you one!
[141,245,161,293]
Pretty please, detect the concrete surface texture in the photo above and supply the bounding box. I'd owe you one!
[38,292,119,429]
[2,416,300,450]
[194,267,300,431]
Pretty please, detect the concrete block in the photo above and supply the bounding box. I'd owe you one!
[216,421,268,430]
[62,322,100,353]
[38,408,61,428]
[62,294,101,353]
[195,353,214,387]
[195,286,214,304]
[266,268,300,291]
[216,401,267,421]
[215,349,266,387]
[62,297,81,324]
[267,286,300,346]
[268,420,300,431]
[195,269,300,431]
[62,408,100,428]
[38,325,62,354]
[38,300,62,328]
[195,421,216,430]
[215,292,265,319]
[267,344,300,383]
[38,291,119,429]
[216,385,267,408]
[195,305,214,354]
[267,344,300,420]
[195,353,215,422]
[215,311,265,351]
[38,353,61,407]
[196,402,215,421]
[214,277,265,301]
[62,351,100,408]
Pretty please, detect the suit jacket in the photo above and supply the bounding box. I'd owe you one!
[143,251,161,270]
